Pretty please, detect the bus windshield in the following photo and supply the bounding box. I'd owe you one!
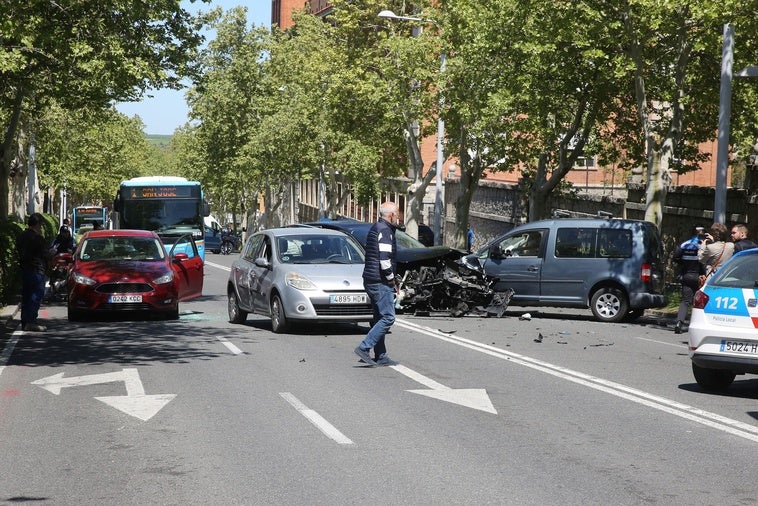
[114,176,210,261]
[119,199,203,236]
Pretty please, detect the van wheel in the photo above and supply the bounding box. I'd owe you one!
[590,288,628,323]
[692,363,735,391]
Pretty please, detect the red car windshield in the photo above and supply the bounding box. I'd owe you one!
[79,237,165,262]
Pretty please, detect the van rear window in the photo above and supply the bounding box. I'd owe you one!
[555,228,632,258]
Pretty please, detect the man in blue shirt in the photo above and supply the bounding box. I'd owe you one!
[355,202,400,366]
[467,225,475,253]
[672,225,705,334]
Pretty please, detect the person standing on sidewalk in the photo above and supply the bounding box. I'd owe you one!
[731,223,758,253]
[699,222,734,275]
[355,201,400,367]
[16,213,51,332]
[467,225,476,253]
[672,225,706,334]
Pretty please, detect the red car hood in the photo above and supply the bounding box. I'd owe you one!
[74,260,171,284]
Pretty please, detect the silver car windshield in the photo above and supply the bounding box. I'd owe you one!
[277,235,365,264]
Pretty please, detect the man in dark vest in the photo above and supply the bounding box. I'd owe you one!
[355,202,400,366]
[16,213,51,331]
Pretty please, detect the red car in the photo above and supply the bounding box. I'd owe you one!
[66,229,203,320]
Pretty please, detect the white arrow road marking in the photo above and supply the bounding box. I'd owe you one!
[390,364,497,414]
[396,318,758,443]
[32,368,175,422]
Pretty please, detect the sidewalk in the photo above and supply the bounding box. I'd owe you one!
[1,303,20,328]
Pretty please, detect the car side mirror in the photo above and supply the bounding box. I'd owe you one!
[254,257,270,268]
[172,252,189,262]
[490,245,504,260]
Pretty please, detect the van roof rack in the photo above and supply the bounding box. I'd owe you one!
[596,211,613,218]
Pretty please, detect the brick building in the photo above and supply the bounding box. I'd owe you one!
[272,0,332,29]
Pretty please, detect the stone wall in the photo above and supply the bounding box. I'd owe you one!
[297,176,758,283]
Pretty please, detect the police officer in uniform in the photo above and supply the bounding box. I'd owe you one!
[672,226,706,334]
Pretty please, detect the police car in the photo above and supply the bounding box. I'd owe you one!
[688,248,758,390]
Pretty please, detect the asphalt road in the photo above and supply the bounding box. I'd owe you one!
[1,253,757,505]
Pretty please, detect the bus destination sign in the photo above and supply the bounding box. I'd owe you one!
[128,186,193,199]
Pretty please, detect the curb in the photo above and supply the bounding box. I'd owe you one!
[1,304,20,326]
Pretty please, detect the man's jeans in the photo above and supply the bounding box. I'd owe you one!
[359,282,396,358]
[21,270,45,325]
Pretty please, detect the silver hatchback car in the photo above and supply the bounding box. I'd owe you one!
[227,227,373,333]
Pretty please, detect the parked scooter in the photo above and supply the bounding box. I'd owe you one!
[220,232,241,255]
[48,253,72,301]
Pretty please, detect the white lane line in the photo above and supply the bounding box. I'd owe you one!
[216,336,243,355]
[395,318,758,443]
[0,329,22,377]
[205,261,230,272]
[280,392,354,445]
[634,335,686,348]
[205,261,243,355]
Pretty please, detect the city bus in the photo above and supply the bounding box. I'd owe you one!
[112,176,210,260]
[72,205,108,241]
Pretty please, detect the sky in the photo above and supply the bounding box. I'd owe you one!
[114,0,271,136]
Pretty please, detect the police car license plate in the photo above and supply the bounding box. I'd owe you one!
[720,340,758,355]
[330,294,367,304]
[109,295,143,303]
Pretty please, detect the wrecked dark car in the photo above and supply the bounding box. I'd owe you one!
[396,254,514,317]
[303,219,513,317]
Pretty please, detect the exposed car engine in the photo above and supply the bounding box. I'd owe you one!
[396,258,514,318]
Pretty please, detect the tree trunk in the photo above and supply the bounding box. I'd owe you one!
[402,119,426,240]
[644,137,672,229]
[453,129,486,250]
[454,163,475,250]
[1,87,26,220]
[528,153,551,221]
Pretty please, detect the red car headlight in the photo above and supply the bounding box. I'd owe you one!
[72,272,96,286]
[154,271,174,285]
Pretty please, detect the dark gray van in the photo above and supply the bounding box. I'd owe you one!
[464,218,667,322]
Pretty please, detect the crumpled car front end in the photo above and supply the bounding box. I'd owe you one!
[396,249,514,317]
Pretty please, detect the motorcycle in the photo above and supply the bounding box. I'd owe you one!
[220,233,241,255]
[47,253,72,301]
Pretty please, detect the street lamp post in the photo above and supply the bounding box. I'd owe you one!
[378,10,445,245]
[715,23,758,224]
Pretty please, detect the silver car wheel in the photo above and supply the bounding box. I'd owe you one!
[228,291,247,324]
[271,295,289,333]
